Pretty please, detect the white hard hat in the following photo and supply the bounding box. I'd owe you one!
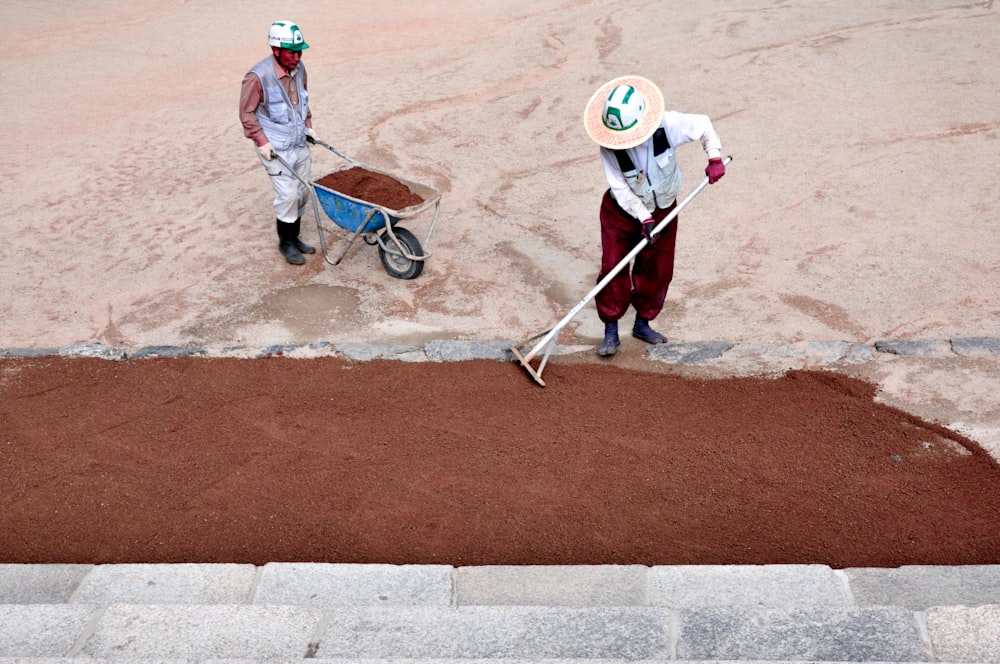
[268,20,309,51]
[602,84,646,131]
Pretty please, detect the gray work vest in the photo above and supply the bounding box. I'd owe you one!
[249,56,309,150]
[613,127,683,211]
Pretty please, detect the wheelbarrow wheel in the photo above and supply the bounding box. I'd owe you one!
[379,226,424,280]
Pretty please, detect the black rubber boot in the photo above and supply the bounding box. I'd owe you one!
[277,220,305,265]
[597,321,620,357]
[632,316,667,344]
[291,218,316,255]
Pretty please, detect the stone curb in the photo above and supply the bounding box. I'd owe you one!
[1,336,998,365]
[0,563,1000,611]
[6,563,997,610]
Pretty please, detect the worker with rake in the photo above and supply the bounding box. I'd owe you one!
[239,20,317,265]
[584,75,726,356]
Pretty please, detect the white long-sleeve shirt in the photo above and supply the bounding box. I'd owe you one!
[600,110,722,221]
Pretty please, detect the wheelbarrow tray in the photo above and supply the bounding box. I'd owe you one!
[312,164,441,234]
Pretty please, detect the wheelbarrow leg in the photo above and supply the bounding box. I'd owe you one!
[328,209,380,266]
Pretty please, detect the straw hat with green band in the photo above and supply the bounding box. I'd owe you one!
[583,75,664,150]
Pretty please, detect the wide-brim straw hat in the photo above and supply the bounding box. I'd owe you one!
[583,75,665,149]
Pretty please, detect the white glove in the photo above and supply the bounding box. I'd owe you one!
[257,142,275,160]
[305,127,317,141]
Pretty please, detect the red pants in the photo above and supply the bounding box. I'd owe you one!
[595,189,678,323]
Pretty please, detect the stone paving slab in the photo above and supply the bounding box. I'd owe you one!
[76,604,323,659]
[647,341,734,364]
[649,564,852,609]
[455,565,648,606]
[424,340,517,361]
[332,342,423,362]
[0,605,99,657]
[315,606,670,659]
[742,341,876,364]
[874,339,954,357]
[676,606,928,661]
[129,345,208,359]
[952,337,1000,356]
[846,565,1000,610]
[253,563,453,607]
[0,565,93,604]
[70,564,256,605]
[925,605,1000,664]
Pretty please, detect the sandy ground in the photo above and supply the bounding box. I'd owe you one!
[1,2,998,453]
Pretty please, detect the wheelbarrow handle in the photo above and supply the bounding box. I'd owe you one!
[306,134,355,165]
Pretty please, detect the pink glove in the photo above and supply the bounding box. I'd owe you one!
[705,157,725,184]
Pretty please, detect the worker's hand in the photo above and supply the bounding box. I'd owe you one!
[705,157,725,184]
[257,142,275,161]
[641,218,657,243]
[305,127,317,142]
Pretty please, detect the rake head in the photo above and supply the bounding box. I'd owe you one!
[509,329,558,387]
[509,341,547,387]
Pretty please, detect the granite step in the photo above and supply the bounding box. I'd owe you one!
[0,564,997,661]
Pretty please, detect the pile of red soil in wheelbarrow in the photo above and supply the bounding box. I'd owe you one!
[2,356,998,567]
[315,167,423,210]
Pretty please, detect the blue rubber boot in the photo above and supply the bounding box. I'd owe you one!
[597,321,620,357]
[632,316,667,344]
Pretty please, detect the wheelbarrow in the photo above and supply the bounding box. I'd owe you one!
[272,137,442,279]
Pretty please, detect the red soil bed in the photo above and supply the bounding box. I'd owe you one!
[1,357,997,567]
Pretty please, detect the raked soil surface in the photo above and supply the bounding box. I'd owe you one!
[2,356,997,568]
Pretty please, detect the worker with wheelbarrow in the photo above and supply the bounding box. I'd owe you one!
[239,20,318,265]
[584,75,727,356]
